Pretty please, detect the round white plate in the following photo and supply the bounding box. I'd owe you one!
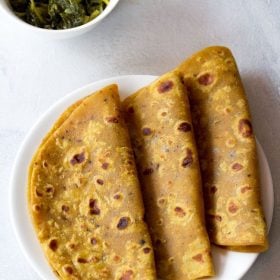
[10,75,274,280]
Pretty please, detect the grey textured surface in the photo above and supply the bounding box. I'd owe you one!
[0,0,279,279]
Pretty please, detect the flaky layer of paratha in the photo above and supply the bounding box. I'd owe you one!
[177,46,268,252]
[123,73,214,280]
[29,85,156,280]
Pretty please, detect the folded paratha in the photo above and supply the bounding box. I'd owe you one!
[28,85,157,279]
[177,46,268,252]
[123,73,215,280]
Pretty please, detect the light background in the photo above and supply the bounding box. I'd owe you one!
[0,0,279,279]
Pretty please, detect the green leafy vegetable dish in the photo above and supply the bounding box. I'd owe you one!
[9,0,110,29]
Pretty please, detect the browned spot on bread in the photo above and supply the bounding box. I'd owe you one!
[105,116,119,123]
[139,239,146,245]
[228,201,239,214]
[35,189,43,197]
[67,243,75,250]
[143,167,154,175]
[226,138,236,147]
[174,207,186,217]
[210,186,217,194]
[49,239,58,251]
[217,50,224,56]
[45,185,54,194]
[77,257,88,264]
[198,73,214,85]
[70,152,85,165]
[101,162,109,170]
[127,106,134,114]
[157,198,166,206]
[89,209,100,216]
[63,265,73,275]
[209,214,222,222]
[61,205,69,212]
[113,193,122,200]
[89,199,100,215]
[224,107,231,114]
[158,80,174,93]
[192,253,204,263]
[215,215,222,222]
[91,256,100,263]
[120,270,133,280]
[168,257,175,263]
[117,217,130,229]
[156,218,163,225]
[96,179,104,185]
[182,148,193,167]
[178,122,192,132]
[232,163,243,171]
[143,247,151,254]
[32,204,41,212]
[239,119,253,137]
[90,237,97,245]
[113,255,121,262]
[142,127,152,136]
[241,186,253,193]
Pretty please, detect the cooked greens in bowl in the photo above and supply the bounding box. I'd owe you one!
[9,0,110,29]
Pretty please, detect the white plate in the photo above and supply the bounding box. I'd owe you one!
[10,75,274,280]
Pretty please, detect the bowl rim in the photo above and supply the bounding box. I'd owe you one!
[0,0,119,33]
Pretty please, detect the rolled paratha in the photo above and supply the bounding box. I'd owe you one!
[176,46,268,252]
[123,73,215,280]
[29,84,157,280]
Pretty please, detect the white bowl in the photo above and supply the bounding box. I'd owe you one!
[0,0,119,40]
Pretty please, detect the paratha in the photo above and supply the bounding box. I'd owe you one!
[177,46,268,252]
[123,73,215,280]
[28,84,157,279]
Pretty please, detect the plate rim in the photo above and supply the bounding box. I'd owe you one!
[9,75,274,280]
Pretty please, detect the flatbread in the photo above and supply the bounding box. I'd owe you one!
[123,73,215,280]
[28,84,157,280]
[176,46,268,252]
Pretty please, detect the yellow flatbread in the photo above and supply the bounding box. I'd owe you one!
[28,84,157,280]
[123,73,215,280]
[177,46,268,252]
